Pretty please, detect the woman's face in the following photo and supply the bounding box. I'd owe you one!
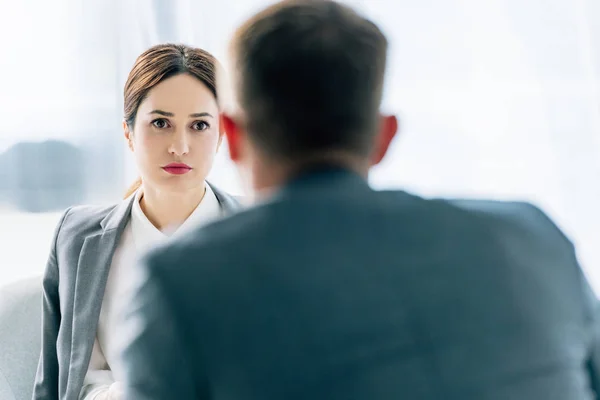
[125,73,221,195]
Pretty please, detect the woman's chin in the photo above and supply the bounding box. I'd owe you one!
[159,179,206,194]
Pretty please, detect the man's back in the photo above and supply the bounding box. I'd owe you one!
[121,167,600,399]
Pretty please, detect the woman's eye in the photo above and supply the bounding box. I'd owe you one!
[152,119,169,129]
[192,121,210,131]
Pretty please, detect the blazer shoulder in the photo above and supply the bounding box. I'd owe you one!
[443,197,574,249]
[445,198,554,229]
[379,190,571,246]
[379,189,537,220]
[58,203,119,241]
[446,197,534,217]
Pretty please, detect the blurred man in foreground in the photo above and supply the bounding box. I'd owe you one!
[117,1,600,399]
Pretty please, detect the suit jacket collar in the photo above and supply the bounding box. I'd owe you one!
[99,181,241,233]
[68,181,241,394]
[284,163,369,192]
[99,193,136,232]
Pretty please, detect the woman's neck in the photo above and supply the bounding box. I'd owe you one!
[139,182,207,233]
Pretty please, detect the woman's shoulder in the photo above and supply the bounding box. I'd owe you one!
[58,202,123,238]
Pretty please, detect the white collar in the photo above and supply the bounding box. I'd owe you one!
[129,183,222,252]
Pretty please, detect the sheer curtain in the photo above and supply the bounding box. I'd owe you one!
[0,0,126,285]
[0,0,598,289]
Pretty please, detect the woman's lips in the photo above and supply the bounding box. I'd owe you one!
[162,163,192,175]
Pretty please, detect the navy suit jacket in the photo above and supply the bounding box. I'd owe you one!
[118,167,600,400]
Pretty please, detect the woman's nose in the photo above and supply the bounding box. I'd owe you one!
[168,132,190,156]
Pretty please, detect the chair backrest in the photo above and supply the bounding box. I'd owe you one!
[0,277,42,400]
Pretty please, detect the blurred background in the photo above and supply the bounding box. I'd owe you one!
[0,0,598,288]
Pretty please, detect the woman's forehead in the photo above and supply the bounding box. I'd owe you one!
[138,74,218,115]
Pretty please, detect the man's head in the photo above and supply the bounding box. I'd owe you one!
[220,0,398,191]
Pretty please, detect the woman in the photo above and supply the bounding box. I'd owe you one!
[32,44,241,400]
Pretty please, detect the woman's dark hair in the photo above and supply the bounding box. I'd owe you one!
[123,43,218,198]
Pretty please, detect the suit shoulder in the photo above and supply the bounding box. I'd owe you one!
[378,189,535,219]
[48,203,121,276]
[59,203,118,238]
[378,190,572,244]
[443,197,574,249]
[446,197,534,216]
[446,198,558,229]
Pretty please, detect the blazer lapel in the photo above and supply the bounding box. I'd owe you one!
[66,196,135,395]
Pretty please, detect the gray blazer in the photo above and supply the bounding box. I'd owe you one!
[31,183,241,400]
[118,166,600,400]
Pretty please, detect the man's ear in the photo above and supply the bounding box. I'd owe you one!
[123,121,134,152]
[371,114,399,166]
[221,113,243,163]
[216,117,225,151]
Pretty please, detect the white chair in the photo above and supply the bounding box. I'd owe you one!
[0,277,42,400]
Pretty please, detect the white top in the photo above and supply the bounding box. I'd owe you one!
[80,184,222,400]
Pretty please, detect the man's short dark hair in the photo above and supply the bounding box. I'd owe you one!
[231,0,388,161]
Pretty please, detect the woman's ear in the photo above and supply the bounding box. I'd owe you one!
[123,121,134,152]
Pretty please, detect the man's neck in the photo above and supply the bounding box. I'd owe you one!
[250,152,370,196]
[139,182,207,232]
